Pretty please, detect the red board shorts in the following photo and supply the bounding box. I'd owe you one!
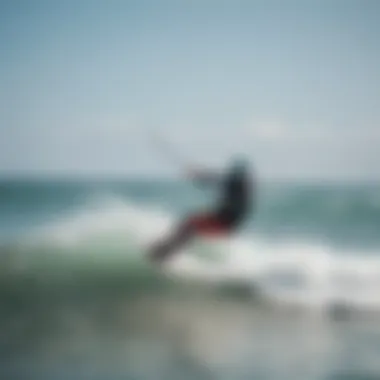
[186,213,230,236]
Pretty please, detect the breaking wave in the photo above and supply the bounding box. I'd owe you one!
[2,193,380,314]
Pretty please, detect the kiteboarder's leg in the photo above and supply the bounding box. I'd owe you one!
[149,221,195,263]
[148,213,229,263]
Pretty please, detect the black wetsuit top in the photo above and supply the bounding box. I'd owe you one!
[215,168,253,227]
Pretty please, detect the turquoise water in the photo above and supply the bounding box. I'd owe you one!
[1,179,380,380]
[2,179,380,249]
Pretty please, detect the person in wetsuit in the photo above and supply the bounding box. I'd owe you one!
[149,157,254,263]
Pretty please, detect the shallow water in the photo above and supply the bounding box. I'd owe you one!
[2,288,380,380]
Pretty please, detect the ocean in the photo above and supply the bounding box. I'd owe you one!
[1,178,380,380]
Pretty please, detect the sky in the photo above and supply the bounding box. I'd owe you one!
[1,0,380,180]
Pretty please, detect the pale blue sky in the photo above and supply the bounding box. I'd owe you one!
[1,0,380,179]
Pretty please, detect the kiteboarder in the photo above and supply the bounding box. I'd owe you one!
[149,157,254,263]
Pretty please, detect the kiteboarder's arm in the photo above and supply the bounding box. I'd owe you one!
[186,167,221,186]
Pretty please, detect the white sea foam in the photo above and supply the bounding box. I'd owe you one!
[26,193,380,311]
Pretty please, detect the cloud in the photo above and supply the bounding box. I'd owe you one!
[236,118,380,180]
[246,120,287,142]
